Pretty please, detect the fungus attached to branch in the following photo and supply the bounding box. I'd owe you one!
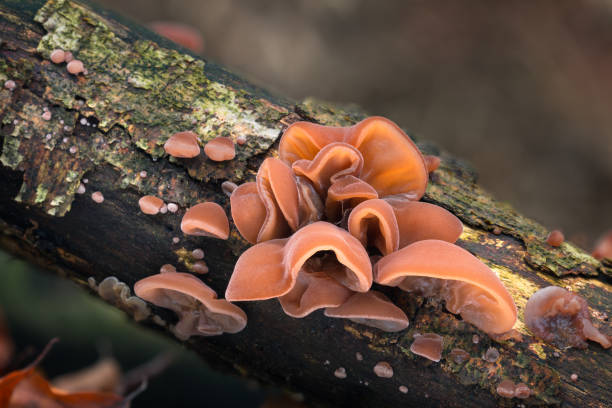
[164,131,200,158]
[280,116,428,199]
[592,230,612,260]
[138,195,164,215]
[546,230,565,247]
[524,286,610,349]
[134,271,246,339]
[325,175,378,221]
[204,137,236,161]
[410,333,443,362]
[181,202,229,239]
[324,291,409,332]
[225,222,372,302]
[374,240,517,334]
[230,182,268,244]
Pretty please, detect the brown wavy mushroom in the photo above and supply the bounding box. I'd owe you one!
[278,269,353,318]
[325,175,379,221]
[163,131,200,158]
[524,286,610,349]
[383,197,463,248]
[230,182,267,244]
[280,116,428,200]
[181,202,229,239]
[134,271,247,339]
[347,199,399,255]
[292,142,363,196]
[324,291,409,332]
[225,221,372,302]
[375,240,517,334]
[257,158,300,232]
[295,176,325,228]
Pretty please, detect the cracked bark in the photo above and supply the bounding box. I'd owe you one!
[0,1,610,407]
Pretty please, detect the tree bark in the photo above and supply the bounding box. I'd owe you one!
[0,1,610,407]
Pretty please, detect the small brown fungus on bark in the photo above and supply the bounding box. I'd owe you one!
[424,155,441,173]
[514,383,531,399]
[373,361,393,378]
[164,131,200,158]
[67,60,85,75]
[181,202,230,239]
[410,333,443,362]
[138,195,164,215]
[191,248,204,259]
[160,264,176,274]
[449,348,470,364]
[546,229,565,247]
[398,385,408,394]
[525,286,611,349]
[204,137,236,161]
[50,49,65,64]
[192,261,209,274]
[496,379,516,398]
[221,181,238,197]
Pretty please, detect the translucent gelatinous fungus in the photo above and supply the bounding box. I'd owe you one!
[280,117,428,199]
[192,248,204,259]
[546,230,565,247]
[204,137,236,161]
[160,264,176,274]
[410,333,443,362]
[230,182,268,243]
[483,347,500,363]
[134,271,246,339]
[524,286,611,349]
[167,203,178,213]
[592,230,612,260]
[164,131,200,158]
[496,379,516,398]
[347,199,399,255]
[67,60,84,75]
[373,361,393,378]
[449,348,470,364]
[91,191,104,203]
[181,202,230,239]
[50,49,65,64]
[375,240,517,334]
[324,291,408,332]
[226,222,372,302]
[138,195,164,215]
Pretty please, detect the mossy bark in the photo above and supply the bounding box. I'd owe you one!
[0,1,610,407]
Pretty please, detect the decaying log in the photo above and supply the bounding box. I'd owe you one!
[0,1,610,407]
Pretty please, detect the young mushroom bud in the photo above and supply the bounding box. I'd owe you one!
[525,286,610,349]
[204,137,235,161]
[181,202,230,239]
[138,195,164,215]
[410,333,444,362]
[164,131,200,158]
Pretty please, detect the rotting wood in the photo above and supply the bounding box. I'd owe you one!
[0,1,610,407]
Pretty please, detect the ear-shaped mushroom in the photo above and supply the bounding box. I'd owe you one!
[230,182,268,244]
[410,333,444,362]
[204,137,236,161]
[296,176,325,228]
[524,286,611,349]
[383,198,463,247]
[324,291,409,332]
[325,175,378,221]
[280,117,428,199]
[164,131,200,158]
[181,202,230,239]
[225,221,372,302]
[292,142,363,196]
[278,270,353,318]
[134,272,247,339]
[257,158,300,233]
[375,240,517,334]
[347,199,399,255]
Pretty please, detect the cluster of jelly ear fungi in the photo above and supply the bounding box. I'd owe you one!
[226,116,517,334]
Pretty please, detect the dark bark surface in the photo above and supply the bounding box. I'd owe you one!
[0,1,610,407]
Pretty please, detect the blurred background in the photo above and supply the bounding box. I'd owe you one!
[2,0,611,406]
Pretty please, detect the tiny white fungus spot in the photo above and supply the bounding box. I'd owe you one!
[355,352,363,361]
[334,367,347,379]
[139,171,147,178]
[4,80,16,91]
[69,146,77,154]
[167,203,178,213]
[76,183,86,194]
[192,248,204,259]
[399,385,408,394]
[91,191,104,203]
[172,237,180,244]
[80,118,87,125]
[159,204,168,214]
